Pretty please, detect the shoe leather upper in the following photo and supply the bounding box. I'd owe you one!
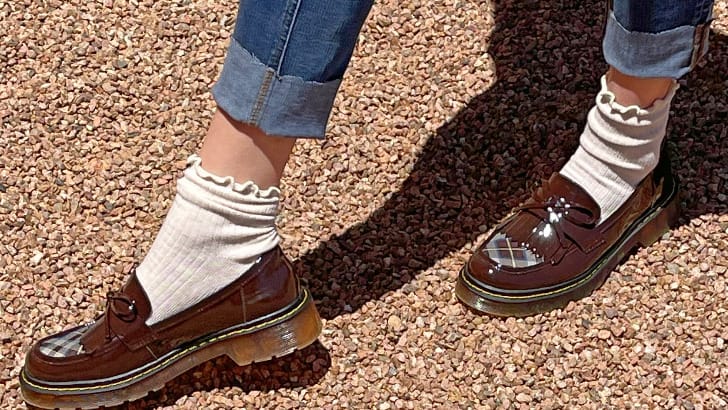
[467,166,666,291]
[24,247,299,383]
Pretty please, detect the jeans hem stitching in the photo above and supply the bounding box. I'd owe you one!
[250,70,275,124]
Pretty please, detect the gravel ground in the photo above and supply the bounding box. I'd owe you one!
[2,0,728,408]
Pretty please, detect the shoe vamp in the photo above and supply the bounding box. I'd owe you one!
[492,211,563,266]
[27,324,156,384]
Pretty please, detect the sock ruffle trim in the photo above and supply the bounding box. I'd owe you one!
[186,155,281,199]
[596,75,678,117]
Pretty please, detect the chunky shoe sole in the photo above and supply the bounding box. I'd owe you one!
[456,176,680,317]
[20,288,322,410]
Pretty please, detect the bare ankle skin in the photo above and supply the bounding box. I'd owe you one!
[198,108,297,188]
[606,67,674,108]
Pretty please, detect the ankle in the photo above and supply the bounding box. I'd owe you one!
[606,67,674,109]
[198,109,296,189]
[560,73,676,222]
[137,156,281,325]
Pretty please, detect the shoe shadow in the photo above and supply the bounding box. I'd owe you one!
[99,341,330,409]
[297,0,603,319]
[115,1,727,407]
[668,31,728,219]
[295,2,727,321]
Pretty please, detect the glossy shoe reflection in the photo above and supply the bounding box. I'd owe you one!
[457,156,679,317]
[21,247,322,410]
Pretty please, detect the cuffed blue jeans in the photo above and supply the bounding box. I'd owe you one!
[212,0,714,139]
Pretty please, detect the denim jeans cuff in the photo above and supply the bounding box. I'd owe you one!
[212,39,341,139]
[603,11,711,79]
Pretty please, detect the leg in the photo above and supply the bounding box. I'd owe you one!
[135,0,375,324]
[605,68,673,108]
[198,110,296,188]
[604,0,714,107]
[561,0,714,221]
[202,0,376,186]
[458,0,714,316]
[21,1,374,408]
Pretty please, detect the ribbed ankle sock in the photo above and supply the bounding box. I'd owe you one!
[560,75,678,222]
[136,155,280,325]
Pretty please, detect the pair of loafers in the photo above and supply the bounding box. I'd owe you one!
[21,159,678,409]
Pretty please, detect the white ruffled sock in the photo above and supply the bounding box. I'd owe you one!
[560,75,678,222]
[136,155,280,325]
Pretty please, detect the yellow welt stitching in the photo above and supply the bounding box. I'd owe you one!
[22,289,311,393]
[461,259,603,300]
[463,204,666,301]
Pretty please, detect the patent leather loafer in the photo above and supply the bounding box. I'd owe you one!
[457,158,679,316]
[21,247,322,409]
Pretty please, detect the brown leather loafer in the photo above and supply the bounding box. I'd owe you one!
[21,247,322,409]
[456,158,679,317]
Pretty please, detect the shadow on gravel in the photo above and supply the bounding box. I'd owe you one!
[120,1,727,406]
[107,342,330,409]
[296,1,727,321]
